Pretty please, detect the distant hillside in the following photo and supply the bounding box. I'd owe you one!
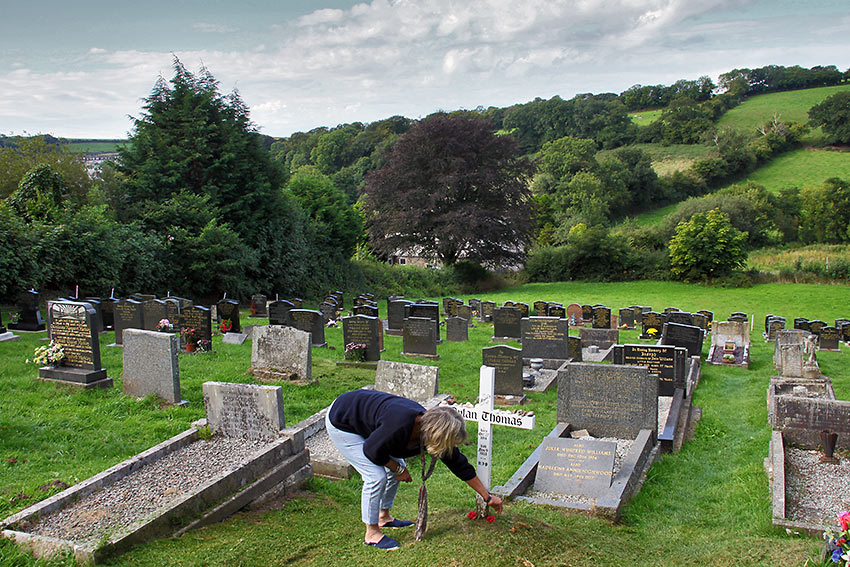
[740,147,850,192]
[62,139,129,153]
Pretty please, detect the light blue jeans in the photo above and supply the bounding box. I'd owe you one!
[325,408,405,525]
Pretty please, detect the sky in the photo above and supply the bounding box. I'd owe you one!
[1,0,849,139]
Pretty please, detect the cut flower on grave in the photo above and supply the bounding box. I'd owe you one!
[219,319,232,333]
[344,342,367,362]
[155,319,173,332]
[825,511,850,565]
[28,341,65,366]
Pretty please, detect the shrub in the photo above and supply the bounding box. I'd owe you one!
[669,209,748,281]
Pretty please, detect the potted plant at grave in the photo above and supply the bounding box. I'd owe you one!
[218,319,232,334]
[344,342,367,362]
[196,339,212,352]
[27,340,65,367]
[722,353,736,363]
[155,318,173,332]
[181,327,201,352]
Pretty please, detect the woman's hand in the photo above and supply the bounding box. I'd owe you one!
[487,494,503,514]
[396,469,413,482]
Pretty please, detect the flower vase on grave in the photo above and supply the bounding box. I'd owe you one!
[186,343,197,353]
[820,430,839,464]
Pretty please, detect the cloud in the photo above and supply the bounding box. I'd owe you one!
[193,22,239,34]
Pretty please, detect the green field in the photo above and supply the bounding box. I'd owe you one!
[717,84,850,141]
[737,147,850,192]
[63,140,129,153]
[628,108,663,125]
[599,142,717,177]
[2,280,847,566]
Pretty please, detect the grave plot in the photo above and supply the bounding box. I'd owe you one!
[765,373,849,536]
[495,362,660,520]
[0,382,312,564]
[707,321,751,368]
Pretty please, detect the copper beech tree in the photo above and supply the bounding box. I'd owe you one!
[362,113,536,267]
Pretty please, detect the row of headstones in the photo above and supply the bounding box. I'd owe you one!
[763,314,850,350]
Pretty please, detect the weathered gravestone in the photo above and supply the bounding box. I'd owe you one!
[100,297,118,331]
[568,336,583,361]
[163,299,181,334]
[774,329,806,378]
[708,321,750,367]
[492,307,523,341]
[581,304,593,322]
[250,294,268,318]
[468,298,481,316]
[181,305,212,345]
[661,322,704,358]
[613,344,687,396]
[641,311,664,339]
[402,317,439,359]
[618,308,635,329]
[592,306,611,329]
[482,345,523,396]
[216,299,242,333]
[202,382,285,441]
[515,303,530,318]
[521,317,569,360]
[445,316,468,342]
[8,290,45,331]
[696,310,714,325]
[112,298,143,346]
[39,301,112,388]
[268,300,294,326]
[251,325,312,382]
[290,298,303,309]
[123,329,186,404]
[342,315,382,361]
[818,326,840,351]
[534,437,616,497]
[406,302,441,343]
[692,313,709,332]
[320,301,338,322]
[142,299,168,332]
[288,309,326,347]
[387,299,413,335]
[772,396,850,451]
[557,362,658,439]
[840,321,850,342]
[374,360,439,402]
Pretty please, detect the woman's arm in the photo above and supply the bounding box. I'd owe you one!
[464,476,503,513]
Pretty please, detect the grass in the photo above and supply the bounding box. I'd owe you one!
[62,140,128,154]
[749,244,850,270]
[628,109,663,125]
[717,84,850,143]
[2,280,848,566]
[598,142,717,177]
[736,147,850,193]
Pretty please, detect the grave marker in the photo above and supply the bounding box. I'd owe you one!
[251,325,312,382]
[202,382,285,441]
[375,360,439,402]
[268,300,294,326]
[39,301,111,388]
[613,344,687,396]
[288,309,327,347]
[216,299,242,333]
[482,345,523,396]
[492,307,523,341]
[521,317,569,360]
[534,437,616,497]
[113,298,143,345]
[592,306,611,329]
[8,290,45,331]
[640,311,664,339]
[445,316,468,342]
[123,329,185,404]
[342,315,382,360]
[661,322,703,358]
[403,316,439,359]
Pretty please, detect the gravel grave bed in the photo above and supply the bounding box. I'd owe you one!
[657,396,672,436]
[784,447,850,527]
[528,437,634,504]
[305,428,343,460]
[28,436,268,548]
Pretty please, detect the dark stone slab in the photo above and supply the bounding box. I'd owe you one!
[568,336,583,361]
[405,303,440,342]
[661,322,704,358]
[534,437,616,497]
[533,301,549,316]
[268,300,294,326]
[557,362,658,438]
[592,306,611,329]
[353,304,379,318]
[692,313,709,331]
[612,344,687,396]
[515,303,530,318]
[181,305,212,344]
[142,299,168,331]
[403,316,438,359]
[640,311,664,339]
[445,317,468,342]
[480,301,496,322]
[289,309,326,347]
[39,301,110,387]
[342,315,381,361]
[493,307,523,340]
[216,300,242,333]
[456,305,473,325]
[696,310,714,323]
[618,308,635,329]
[581,304,593,322]
[818,326,840,350]
[521,317,569,360]
[548,304,565,319]
[113,299,144,345]
[579,328,619,350]
[666,311,694,326]
[250,294,268,317]
[808,320,827,335]
[8,290,45,331]
[387,299,413,332]
[320,301,339,321]
[773,396,850,451]
[483,345,523,396]
[766,317,786,341]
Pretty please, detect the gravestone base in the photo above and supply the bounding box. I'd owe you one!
[581,345,614,362]
[658,388,701,454]
[385,328,403,337]
[707,345,750,368]
[7,327,46,333]
[401,351,439,360]
[494,423,657,521]
[37,367,112,389]
[251,367,316,385]
[494,394,527,407]
[0,332,20,342]
[335,361,379,370]
[222,332,248,345]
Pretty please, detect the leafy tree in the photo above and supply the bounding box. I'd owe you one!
[808,92,850,145]
[363,113,535,267]
[8,164,70,222]
[799,177,850,243]
[669,209,747,281]
[0,136,91,200]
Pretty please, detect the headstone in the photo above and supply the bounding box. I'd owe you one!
[766,317,785,341]
[163,298,181,333]
[445,317,468,342]
[216,299,242,333]
[692,313,709,331]
[456,305,474,326]
[579,328,619,351]
[374,360,439,402]
[515,303,530,318]
[521,317,569,360]
[727,314,747,324]
[482,345,523,396]
[592,306,611,329]
[38,301,111,388]
[320,301,338,322]
[387,299,413,333]
[696,310,714,324]
[534,301,549,316]
[548,304,565,319]
[730,311,748,319]
[492,307,523,340]
[123,329,185,404]
[342,315,382,361]
[181,305,213,345]
[202,382,285,441]
[131,293,156,302]
[480,301,496,322]
[566,304,582,325]
[249,294,268,318]
[403,316,438,359]
[468,298,481,316]
[663,307,680,314]
[113,299,143,345]
[840,321,850,342]
[288,309,326,347]
[268,300,294,326]
[613,344,687,396]
[818,326,840,351]
[290,298,303,309]
[641,312,664,339]
[618,308,635,329]
[406,303,441,342]
[447,298,463,317]
[666,311,694,326]
[142,299,168,331]
[8,290,45,331]
[534,437,616,497]
[99,297,119,331]
[661,322,704,358]
[557,362,658,438]
[353,304,379,318]
[568,336,583,361]
[808,320,827,335]
[581,304,593,322]
[0,310,6,334]
[82,298,104,334]
[833,318,850,331]
[629,306,644,325]
[251,325,312,382]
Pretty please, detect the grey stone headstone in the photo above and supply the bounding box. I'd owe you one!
[773,396,850,451]
[342,315,382,361]
[288,309,326,347]
[405,303,440,342]
[445,317,468,342]
[482,345,523,396]
[521,317,569,360]
[123,329,183,404]
[203,381,285,441]
[666,311,694,326]
[612,344,687,396]
[268,300,294,326]
[375,360,439,402]
[456,305,474,325]
[579,328,619,350]
[8,289,45,331]
[534,437,616,497]
[774,329,807,376]
[661,322,704,358]
[480,301,495,322]
[403,316,438,358]
[493,307,522,340]
[251,325,312,382]
[568,336,583,361]
[557,362,658,438]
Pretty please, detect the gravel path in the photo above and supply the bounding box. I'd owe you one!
[784,447,850,527]
[29,436,268,548]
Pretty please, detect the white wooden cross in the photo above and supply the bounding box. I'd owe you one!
[449,365,535,513]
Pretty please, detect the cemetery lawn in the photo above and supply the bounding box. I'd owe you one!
[3,281,848,566]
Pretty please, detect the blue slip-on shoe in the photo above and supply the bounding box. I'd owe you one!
[364,535,400,550]
[379,518,414,528]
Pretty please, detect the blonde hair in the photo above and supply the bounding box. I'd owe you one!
[419,406,467,457]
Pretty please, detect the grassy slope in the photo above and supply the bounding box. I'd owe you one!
[2,280,848,566]
[739,147,850,192]
[628,109,663,125]
[62,140,128,154]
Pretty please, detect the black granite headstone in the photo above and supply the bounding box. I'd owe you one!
[661,322,704,358]
[618,308,635,329]
[493,307,522,340]
[142,299,168,331]
[640,311,664,339]
[445,316,468,342]
[533,301,549,316]
[405,303,440,342]
[113,299,143,345]
[216,299,242,333]
[482,345,523,396]
[402,316,438,359]
[612,344,687,396]
[39,301,110,387]
[521,317,569,360]
[387,299,414,332]
[8,290,45,331]
[819,326,840,350]
[250,294,268,317]
[268,300,294,326]
[342,315,381,361]
[181,305,212,344]
[289,309,326,346]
